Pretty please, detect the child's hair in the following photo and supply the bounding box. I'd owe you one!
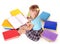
[29,5,40,11]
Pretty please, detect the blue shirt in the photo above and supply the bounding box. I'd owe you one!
[31,15,42,30]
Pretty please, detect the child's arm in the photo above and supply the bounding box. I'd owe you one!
[18,17,33,34]
[18,22,33,34]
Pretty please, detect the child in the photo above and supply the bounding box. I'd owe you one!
[25,5,43,41]
[18,5,43,41]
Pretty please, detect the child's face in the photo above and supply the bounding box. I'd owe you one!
[29,9,38,19]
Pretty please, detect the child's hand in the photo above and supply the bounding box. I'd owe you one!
[26,22,33,30]
[18,26,26,34]
[27,17,32,22]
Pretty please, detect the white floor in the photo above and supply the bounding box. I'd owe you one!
[0,0,60,44]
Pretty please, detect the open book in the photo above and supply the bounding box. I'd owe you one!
[8,14,28,29]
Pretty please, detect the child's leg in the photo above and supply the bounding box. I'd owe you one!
[25,28,43,41]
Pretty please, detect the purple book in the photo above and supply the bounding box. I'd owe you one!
[41,29,58,41]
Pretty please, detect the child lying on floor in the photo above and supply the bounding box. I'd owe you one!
[18,5,43,41]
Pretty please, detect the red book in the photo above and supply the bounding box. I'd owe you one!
[3,29,20,40]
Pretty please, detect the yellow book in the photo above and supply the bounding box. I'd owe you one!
[10,9,23,16]
[2,19,13,28]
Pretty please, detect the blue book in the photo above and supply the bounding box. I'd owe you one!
[44,21,57,30]
[40,11,50,21]
[31,15,42,30]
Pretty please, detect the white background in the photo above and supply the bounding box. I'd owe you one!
[0,0,60,44]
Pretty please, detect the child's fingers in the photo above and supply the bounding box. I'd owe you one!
[18,29,26,34]
[26,23,33,30]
